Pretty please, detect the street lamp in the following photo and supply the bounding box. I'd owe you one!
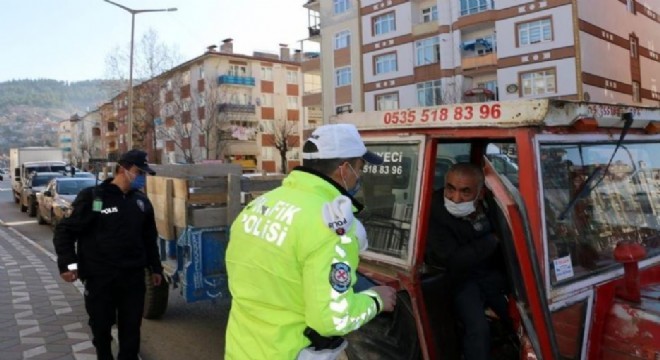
[103,0,177,150]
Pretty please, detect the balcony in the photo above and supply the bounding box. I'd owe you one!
[218,103,256,114]
[302,56,321,73]
[462,53,497,72]
[308,26,321,40]
[303,0,320,11]
[217,75,255,86]
[303,92,322,107]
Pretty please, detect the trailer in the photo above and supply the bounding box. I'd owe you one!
[143,164,284,318]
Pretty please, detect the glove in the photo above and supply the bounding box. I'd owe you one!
[322,195,354,236]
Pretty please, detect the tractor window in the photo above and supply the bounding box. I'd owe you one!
[357,141,421,259]
[541,141,660,286]
[433,142,519,190]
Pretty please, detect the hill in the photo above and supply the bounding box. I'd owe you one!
[0,79,119,156]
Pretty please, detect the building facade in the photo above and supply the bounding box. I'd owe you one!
[310,0,660,122]
[152,40,305,172]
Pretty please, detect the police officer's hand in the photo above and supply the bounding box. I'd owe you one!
[371,285,397,312]
[60,270,78,282]
[151,273,163,286]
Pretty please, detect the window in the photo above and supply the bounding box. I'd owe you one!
[261,66,273,81]
[460,0,492,16]
[627,0,636,14]
[540,142,660,286]
[477,80,499,100]
[336,67,352,87]
[287,96,299,109]
[630,36,638,58]
[374,53,397,75]
[415,37,440,66]
[417,80,442,106]
[356,141,422,260]
[517,18,553,46]
[373,12,396,36]
[421,5,438,23]
[287,70,298,84]
[632,81,640,102]
[198,66,205,79]
[229,64,248,76]
[335,30,351,49]
[334,0,350,14]
[520,68,556,96]
[261,94,273,107]
[375,92,399,110]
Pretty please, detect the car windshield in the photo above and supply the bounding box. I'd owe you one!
[33,175,62,187]
[57,179,97,195]
[541,141,660,286]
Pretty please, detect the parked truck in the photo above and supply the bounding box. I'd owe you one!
[141,99,660,360]
[10,147,66,203]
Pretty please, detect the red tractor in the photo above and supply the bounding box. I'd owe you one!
[334,99,660,359]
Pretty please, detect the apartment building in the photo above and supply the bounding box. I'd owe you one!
[57,118,73,163]
[309,0,660,121]
[154,40,304,172]
[96,40,305,173]
[67,111,103,167]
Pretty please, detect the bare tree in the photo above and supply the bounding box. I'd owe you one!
[264,119,300,174]
[104,28,182,159]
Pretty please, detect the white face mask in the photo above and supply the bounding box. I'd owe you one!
[444,197,476,217]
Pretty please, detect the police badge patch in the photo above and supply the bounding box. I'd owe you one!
[329,262,351,293]
[136,199,145,212]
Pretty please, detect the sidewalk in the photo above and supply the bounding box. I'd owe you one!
[0,225,97,360]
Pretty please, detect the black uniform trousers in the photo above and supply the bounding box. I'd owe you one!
[83,268,145,360]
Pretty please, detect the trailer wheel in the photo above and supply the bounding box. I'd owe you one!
[143,269,169,320]
[36,210,46,225]
[340,291,422,360]
[28,198,37,217]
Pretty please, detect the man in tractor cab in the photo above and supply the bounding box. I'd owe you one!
[425,163,512,360]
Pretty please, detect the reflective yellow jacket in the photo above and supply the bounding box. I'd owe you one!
[225,168,382,360]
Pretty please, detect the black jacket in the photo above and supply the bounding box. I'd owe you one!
[425,189,500,285]
[53,178,163,279]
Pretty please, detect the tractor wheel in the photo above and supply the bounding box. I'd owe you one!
[340,291,422,360]
[143,268,169,320]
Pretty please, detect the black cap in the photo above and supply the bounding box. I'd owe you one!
[118,149,156,175]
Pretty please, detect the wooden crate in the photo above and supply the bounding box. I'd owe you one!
[145,164,284,240]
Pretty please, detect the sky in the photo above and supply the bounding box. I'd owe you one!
[0,0,316,82]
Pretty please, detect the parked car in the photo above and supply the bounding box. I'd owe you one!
[36,177,97,227]
[71,171,96,178]
[20,172,66,216]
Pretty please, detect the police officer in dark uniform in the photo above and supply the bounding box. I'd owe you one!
[53,149,163,360]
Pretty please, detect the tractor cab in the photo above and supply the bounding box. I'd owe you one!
[333,99,660,360]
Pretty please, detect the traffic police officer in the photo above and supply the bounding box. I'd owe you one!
[225,124,398,359]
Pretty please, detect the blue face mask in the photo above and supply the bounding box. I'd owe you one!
[347,178,362,197]
[130,173,146,190]
[342,163,362,197]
